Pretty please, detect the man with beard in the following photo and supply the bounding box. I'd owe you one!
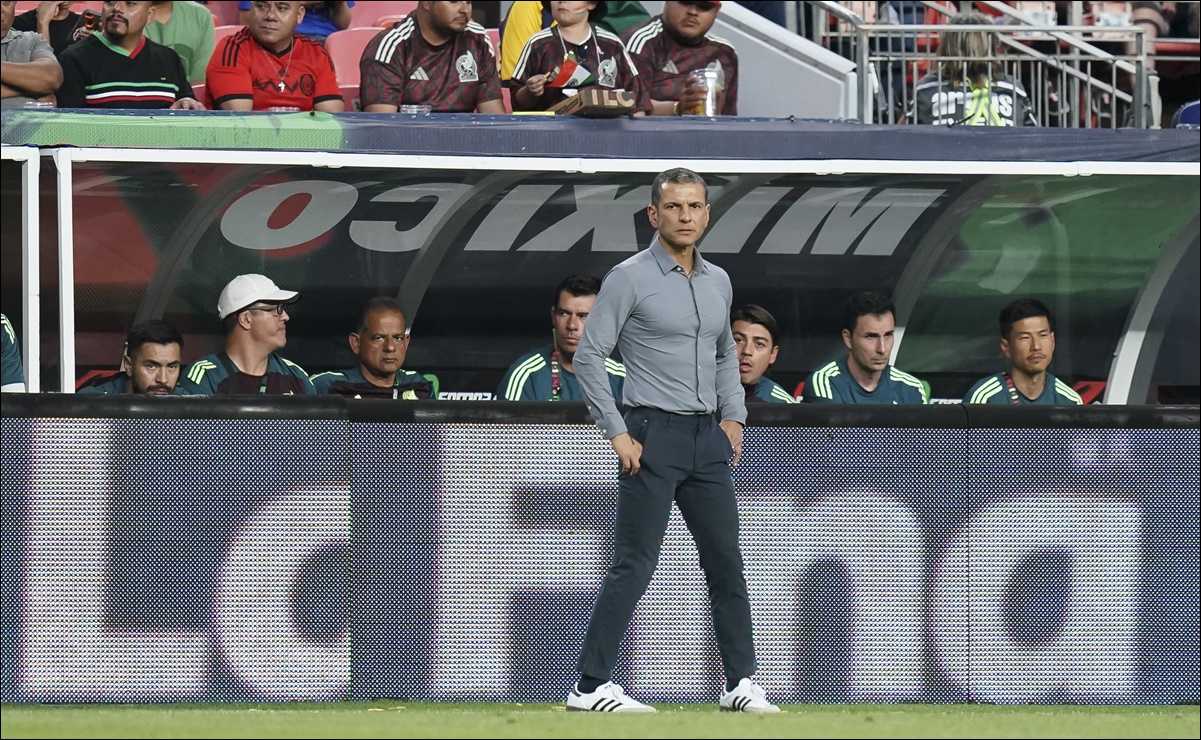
[78,319,184,395]
[178,273,316,395]
[964,298,1083,405]
[311,297,434,399]
[498,274,625,402]
[359,0,503,113]
[205,0,343,111]
[56,0,202,108]
[623,0,738,116]
[802,291,928,404]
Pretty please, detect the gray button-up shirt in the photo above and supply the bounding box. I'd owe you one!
[1,28,57,109]
[575,237,747,439]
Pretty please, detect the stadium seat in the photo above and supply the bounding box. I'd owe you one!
[213,24,242,49]
[324,27,383,87]
[191,82,205,104]
[349,1,418,29]
[341,84,361,112]
[375,14,408,29]
[501,86,512,114]
[205,1,244,27]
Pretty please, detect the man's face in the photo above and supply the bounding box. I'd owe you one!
[1001,315,1054,376]
[425,1,471,35]
[732,319,778,386]
[551,291,595,359]
[843,311,895,375]
[550,1,594,26]
[243,302,289,352]
[662,1,720,42]
[102,0,155,42]
[248,0,304,48]
[124,342,181,395]
[350,309,409,380]
[1,1,15,39]
[647,182,710,250]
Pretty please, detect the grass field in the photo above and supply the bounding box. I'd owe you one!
[2,702,1198,739]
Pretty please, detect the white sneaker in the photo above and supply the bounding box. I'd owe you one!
[719,677,781,713]
[566,681,657,713]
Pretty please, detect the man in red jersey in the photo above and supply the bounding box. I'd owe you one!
[359,1,503,113]
[205,0,343,111]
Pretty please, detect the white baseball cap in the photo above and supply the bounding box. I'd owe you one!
[217,274,300,319]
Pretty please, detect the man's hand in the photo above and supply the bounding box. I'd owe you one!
[524,73,546,98]
[36,1,70,25]
[720,420,743,466]
[610,432,643,476]
[170,97,205,110]
[677,82,707,115]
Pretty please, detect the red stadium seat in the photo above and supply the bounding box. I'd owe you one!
[501,86,512,113]
[349,1,419,29]
[375,14,408,29]
[213,24,242,50]
[205,1,244,27]
[324,27,384,87]
[191,82,205,105]
[341,84,361,112]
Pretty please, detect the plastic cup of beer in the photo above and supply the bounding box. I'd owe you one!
[686,66,725,116]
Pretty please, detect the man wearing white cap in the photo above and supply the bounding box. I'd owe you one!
[177,273,315,395]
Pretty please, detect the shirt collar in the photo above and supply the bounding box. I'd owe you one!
[95,31,146,58]
[649,236,709,276]
[1,28,16,45]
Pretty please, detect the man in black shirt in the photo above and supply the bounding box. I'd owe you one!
[57,0,203,108]
[12,0,90,56]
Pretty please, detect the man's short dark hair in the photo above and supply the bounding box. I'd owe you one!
[731,304,780,347]
[553,275,601,307]
[842,291,895,334]
[999,298,1052,337]
[125,319,183,358]
[650,167,709,206]
[356,296,406,334]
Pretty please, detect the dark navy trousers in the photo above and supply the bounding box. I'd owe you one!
[576,407,757,685]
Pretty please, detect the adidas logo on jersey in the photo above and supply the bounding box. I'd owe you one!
[409,67,430,81]
[662,60,679,74]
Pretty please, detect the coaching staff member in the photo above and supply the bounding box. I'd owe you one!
[569,167,779,714]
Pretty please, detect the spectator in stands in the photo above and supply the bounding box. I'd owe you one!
[802,291,928,404]
[497,274,625,401]
[11,0,91,56]
[1,313,25,393]
[143,1,215,84]
[1171,98,1199,127]
[511,0,650,114]
[359,0,504,113]
[239,0,352,44]
[499,0,651,83]
[963,298,1083,405]
[907,9,1037,126]
[56,0,203,108]
[731,304,794,404]
[205,0,344,111]
[177,273,316,395]
[311,296,433,399]
[77,319,184,395]
[623,0,737,116]
[1,0,63,107]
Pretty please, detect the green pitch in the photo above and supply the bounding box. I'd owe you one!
[2,702,1197,739]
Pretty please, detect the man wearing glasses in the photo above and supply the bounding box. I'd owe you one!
[178,273,316,395]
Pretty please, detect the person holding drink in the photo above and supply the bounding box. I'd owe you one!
[623,0,738,116]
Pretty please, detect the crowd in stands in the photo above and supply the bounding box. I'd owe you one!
[2,1,1195,123]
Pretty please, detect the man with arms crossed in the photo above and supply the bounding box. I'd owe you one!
[963,298,1083,405]
[78,319,184,395]
[571,167,779,714]
[803,291,928,404]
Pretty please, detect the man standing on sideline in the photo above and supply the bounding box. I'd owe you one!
[311,296,433,399]
[205,0,344,111]
[56,0,203,108]
[178,273,316,395]
[623,0,738,116]
[571,167,779,714]
[78,319,184,395]
[803,291,928,404]
[731,304,794,404]
[497,274,625,402]
[359,0,504,114]
[963,298,1083,405]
